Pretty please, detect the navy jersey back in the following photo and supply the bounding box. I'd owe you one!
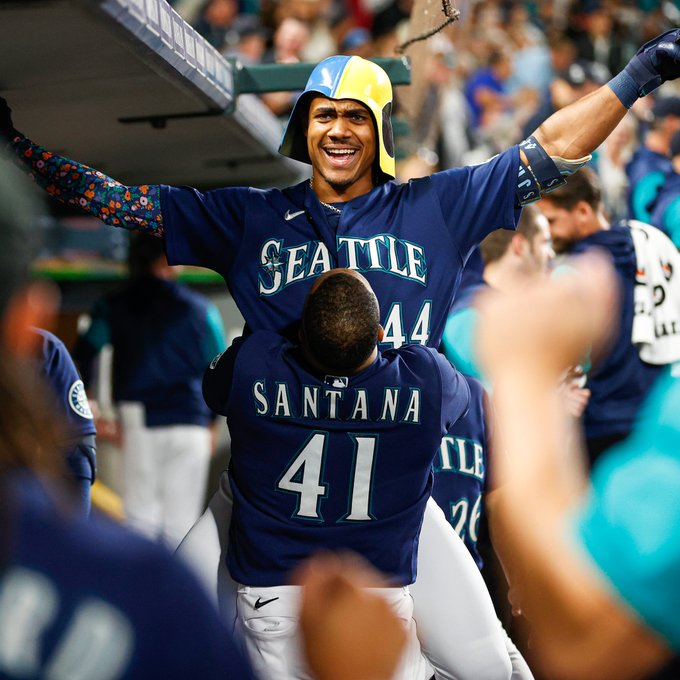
[161,148,520,349]
[203,332,470,587]
[0,475,254,680]
[74,277,224,427]
[431,375,489,568]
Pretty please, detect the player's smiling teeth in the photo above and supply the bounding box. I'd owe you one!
[325,149,356,156]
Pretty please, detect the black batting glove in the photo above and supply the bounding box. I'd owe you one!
[626,29,680,96]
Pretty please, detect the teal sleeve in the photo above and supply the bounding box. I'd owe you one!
[573,373,680,650]
[632,171,665,223]
[202,303,227,365]
[662,197,680,249]
[440,307,483,381]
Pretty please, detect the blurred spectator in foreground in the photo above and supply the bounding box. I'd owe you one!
[73,234,226,550]
[649,128,680,248]
[0,156,256,680]
[477,253,680,680]
[626,96,680,223]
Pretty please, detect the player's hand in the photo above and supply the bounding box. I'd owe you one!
[294,551,407,680]
[477,253,617,381]
[0,97,15,141]
[625,29,680,97]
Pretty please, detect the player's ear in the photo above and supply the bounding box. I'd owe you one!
[377,325,384,343]
[2,281,58,357]
[510,234,527,257]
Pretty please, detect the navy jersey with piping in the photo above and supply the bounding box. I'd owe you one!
[568,224,663,440]
[203,331,470,587]
[431,375,489,568]
[160,147,520,349]
[0,474,255,680]
[73,277,225,427]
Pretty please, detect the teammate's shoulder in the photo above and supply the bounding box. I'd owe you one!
[31,327,64,354]
[230,330,292,365]
[393,344,451,371]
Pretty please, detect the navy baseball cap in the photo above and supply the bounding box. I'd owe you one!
[653,96,680,119]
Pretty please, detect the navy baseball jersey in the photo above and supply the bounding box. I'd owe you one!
[0,473,254,680]
[626,146,672,223]
[35,329,96,440]
[203,331,470,587]
[649,170,680,247]
[161,147,520,349]
[431,375,489,568]
[73,277,225,427]
[569,224,663,440]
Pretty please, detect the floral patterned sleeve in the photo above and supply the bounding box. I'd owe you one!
[7,132,164,235]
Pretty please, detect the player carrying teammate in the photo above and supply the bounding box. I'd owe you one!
[202,267,490,679]
[2,29,680,679]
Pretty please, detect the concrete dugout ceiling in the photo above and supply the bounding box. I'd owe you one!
[0,0,305,189]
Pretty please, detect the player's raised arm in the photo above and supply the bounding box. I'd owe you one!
[516,30,680,206]
[0,97,163,235]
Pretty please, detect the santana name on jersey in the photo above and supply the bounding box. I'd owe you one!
[252,381,422,423]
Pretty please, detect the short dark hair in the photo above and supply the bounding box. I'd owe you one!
[540,167,601,212]
[480,204,543,265]
[0,155,43,316]
[302,272,380,372]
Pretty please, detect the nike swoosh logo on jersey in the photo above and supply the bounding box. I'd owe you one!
[284,209,306,221]
[254,596,280,610]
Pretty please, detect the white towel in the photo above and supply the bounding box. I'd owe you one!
[628,220,680,364]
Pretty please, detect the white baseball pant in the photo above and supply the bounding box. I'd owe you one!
[176,472,512,680]
[120,402,212,551]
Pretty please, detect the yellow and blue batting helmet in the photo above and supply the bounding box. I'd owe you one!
[279,55,395,183]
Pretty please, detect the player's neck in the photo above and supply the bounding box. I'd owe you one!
[311,175,374,204]
[302,346,378,378]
